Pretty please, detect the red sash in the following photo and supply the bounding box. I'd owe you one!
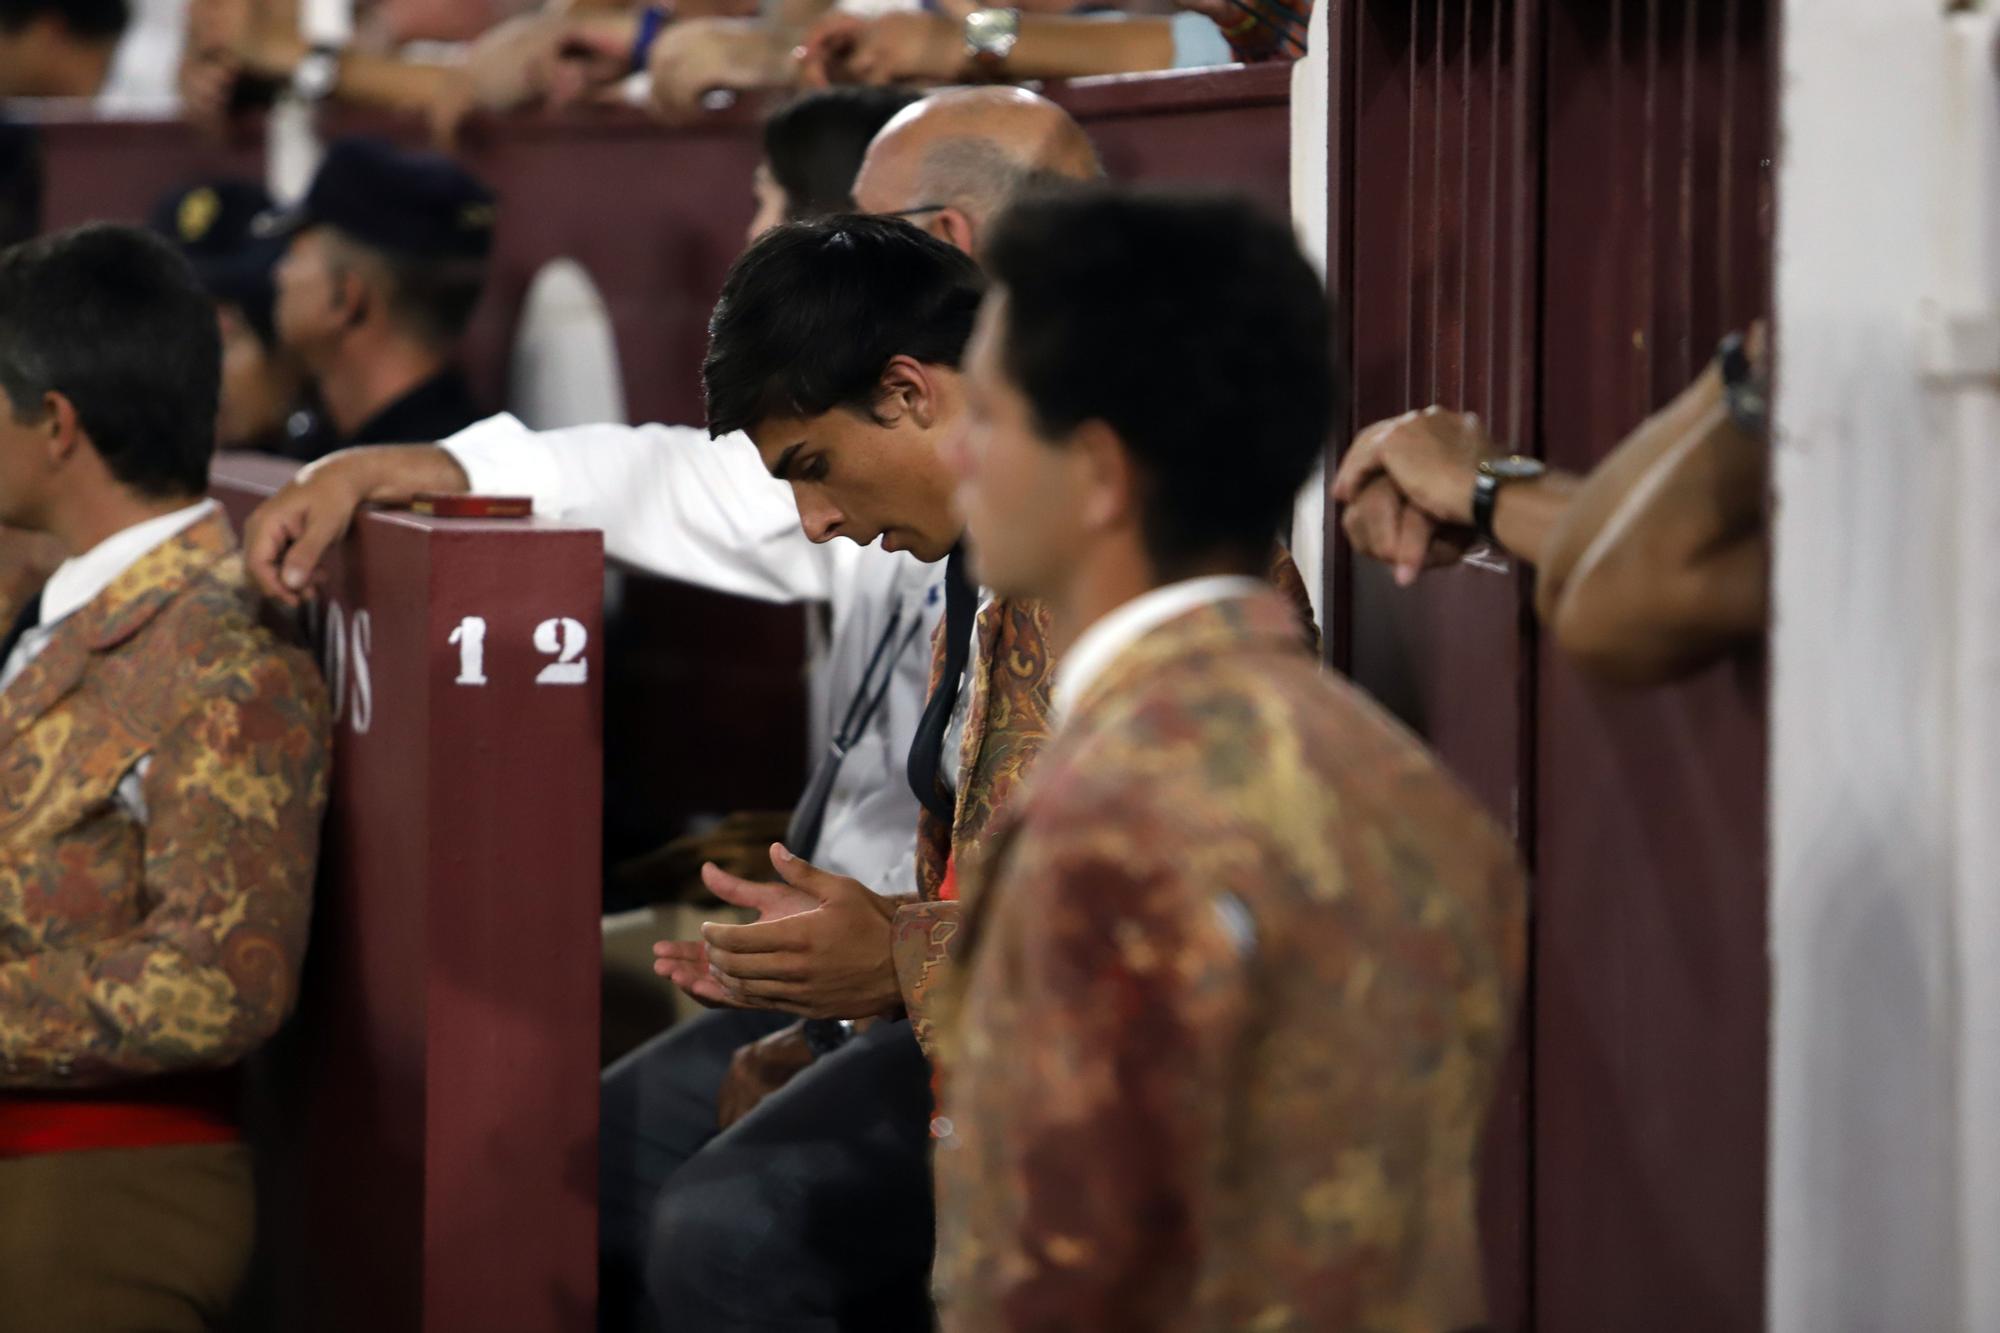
[0,1074,240,1158]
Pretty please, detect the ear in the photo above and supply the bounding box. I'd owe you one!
[1068,418,1138,536]
[875,355,941,429]
[330,264,370,330]
[926,207,977,259]
[39,390,83,469]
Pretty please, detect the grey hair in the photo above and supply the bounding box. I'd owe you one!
[912,137,1098,228]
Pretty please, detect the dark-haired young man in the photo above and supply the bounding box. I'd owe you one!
[932,191,1526,1332]
[268,136,494,452]
[0,0,128,96]
[0,224,330,1332]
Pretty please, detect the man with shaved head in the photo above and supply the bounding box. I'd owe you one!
[849,86,1104,255]
[245,87,1106,1333]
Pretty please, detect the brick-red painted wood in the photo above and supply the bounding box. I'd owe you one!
[213,455,604,1333]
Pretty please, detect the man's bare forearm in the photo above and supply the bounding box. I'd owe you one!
[303,443,472,505]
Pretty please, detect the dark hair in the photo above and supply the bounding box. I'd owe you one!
[985,190,1341,575]
[763,88,919,221]
[0,0,128,39]
[0,223,220,498]
[324,227,485,348]
[704,216,985,439]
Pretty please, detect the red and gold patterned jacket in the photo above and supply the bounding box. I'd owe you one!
[891,549,1316,1053]
[0,511,330,1089]
[932,590,1525,1332]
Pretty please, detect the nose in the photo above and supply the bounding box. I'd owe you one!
[796,492,844,544]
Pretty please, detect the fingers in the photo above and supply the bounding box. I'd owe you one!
[1338,476,1404,565]
[243,493,311,605]
[698,862,814,919]
[709,974,812,1009]
[702,942,805,980]
[653,939,708,966]
[700,917,806,957]
[1392,500,1437,587]
[767,844,840,900]
[1329,414,1407,504]
[657,962,735,1008]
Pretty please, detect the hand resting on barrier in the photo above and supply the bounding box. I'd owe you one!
[653,843,905,1021]
[244,444,473,607]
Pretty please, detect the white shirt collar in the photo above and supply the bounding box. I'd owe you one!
[1051,574,1267,723]
[37,499,219,629]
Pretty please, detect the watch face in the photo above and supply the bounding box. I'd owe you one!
[1481,455,1547,481]
[965,7,1020,55]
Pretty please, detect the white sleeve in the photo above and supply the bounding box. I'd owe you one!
[439,413,831,604]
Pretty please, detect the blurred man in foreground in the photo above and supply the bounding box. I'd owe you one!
[935,190,1525,1331]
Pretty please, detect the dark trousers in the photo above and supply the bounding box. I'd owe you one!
[599,1009,937,1333]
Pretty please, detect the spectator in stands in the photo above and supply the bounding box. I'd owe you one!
[1331,329,1769,685]
[0,0,129,95]
[265,136,495,452]
[796,0,1303,90]
[931,186,1520,1332]
[0,224,330,1333]
[151,179,319,457]
[749,85,918,240]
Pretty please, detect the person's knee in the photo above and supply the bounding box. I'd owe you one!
[645,1156,802,1316]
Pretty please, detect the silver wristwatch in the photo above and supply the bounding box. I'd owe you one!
[963,7,1021,67]
[292,44,343,103]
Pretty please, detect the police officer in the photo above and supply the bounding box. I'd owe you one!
[262,137,495,449]
[150,178,321,458]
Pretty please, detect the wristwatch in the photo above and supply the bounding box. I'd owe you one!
[1471,455,1547,544]
[800,1018,854,1057]
[292,44,343,103]
[1716,330,1769,439]
[963,7,1021,71]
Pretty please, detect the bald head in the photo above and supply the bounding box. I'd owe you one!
[853,88,1103,252]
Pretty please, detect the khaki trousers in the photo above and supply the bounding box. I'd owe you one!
[0,1141,253,1333]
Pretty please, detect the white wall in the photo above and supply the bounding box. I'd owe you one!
[1770,8,2000,1330]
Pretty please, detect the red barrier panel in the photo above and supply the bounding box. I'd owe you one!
[1322,3,1772,1328]
[211,454,604,1333]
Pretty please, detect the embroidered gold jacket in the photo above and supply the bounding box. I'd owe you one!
[932,590,1526,1332]
[0,512,330,1088]
[891,548,1317,1054]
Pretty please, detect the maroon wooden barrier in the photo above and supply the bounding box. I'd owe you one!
[211,454,604,1333]
[1322,2,1772,1329]
[1532,6,1770,1330]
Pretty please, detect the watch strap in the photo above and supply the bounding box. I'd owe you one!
[630,4,673,74]
[1716,331,1769,439]
[1471,471,1502,544]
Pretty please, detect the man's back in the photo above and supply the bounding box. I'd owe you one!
[938,590,1526,1332]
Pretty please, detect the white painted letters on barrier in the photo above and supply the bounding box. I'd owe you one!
[311,599,375,736]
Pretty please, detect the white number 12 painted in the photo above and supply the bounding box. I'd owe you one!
[446,615,590,687]
[533,617,590,686]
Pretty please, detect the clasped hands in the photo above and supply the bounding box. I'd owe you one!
[1329,405,1498,585]
[653,843,905,1021]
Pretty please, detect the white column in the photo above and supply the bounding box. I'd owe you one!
[1288,0,1332,627]
[1769,7,2000,1330]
